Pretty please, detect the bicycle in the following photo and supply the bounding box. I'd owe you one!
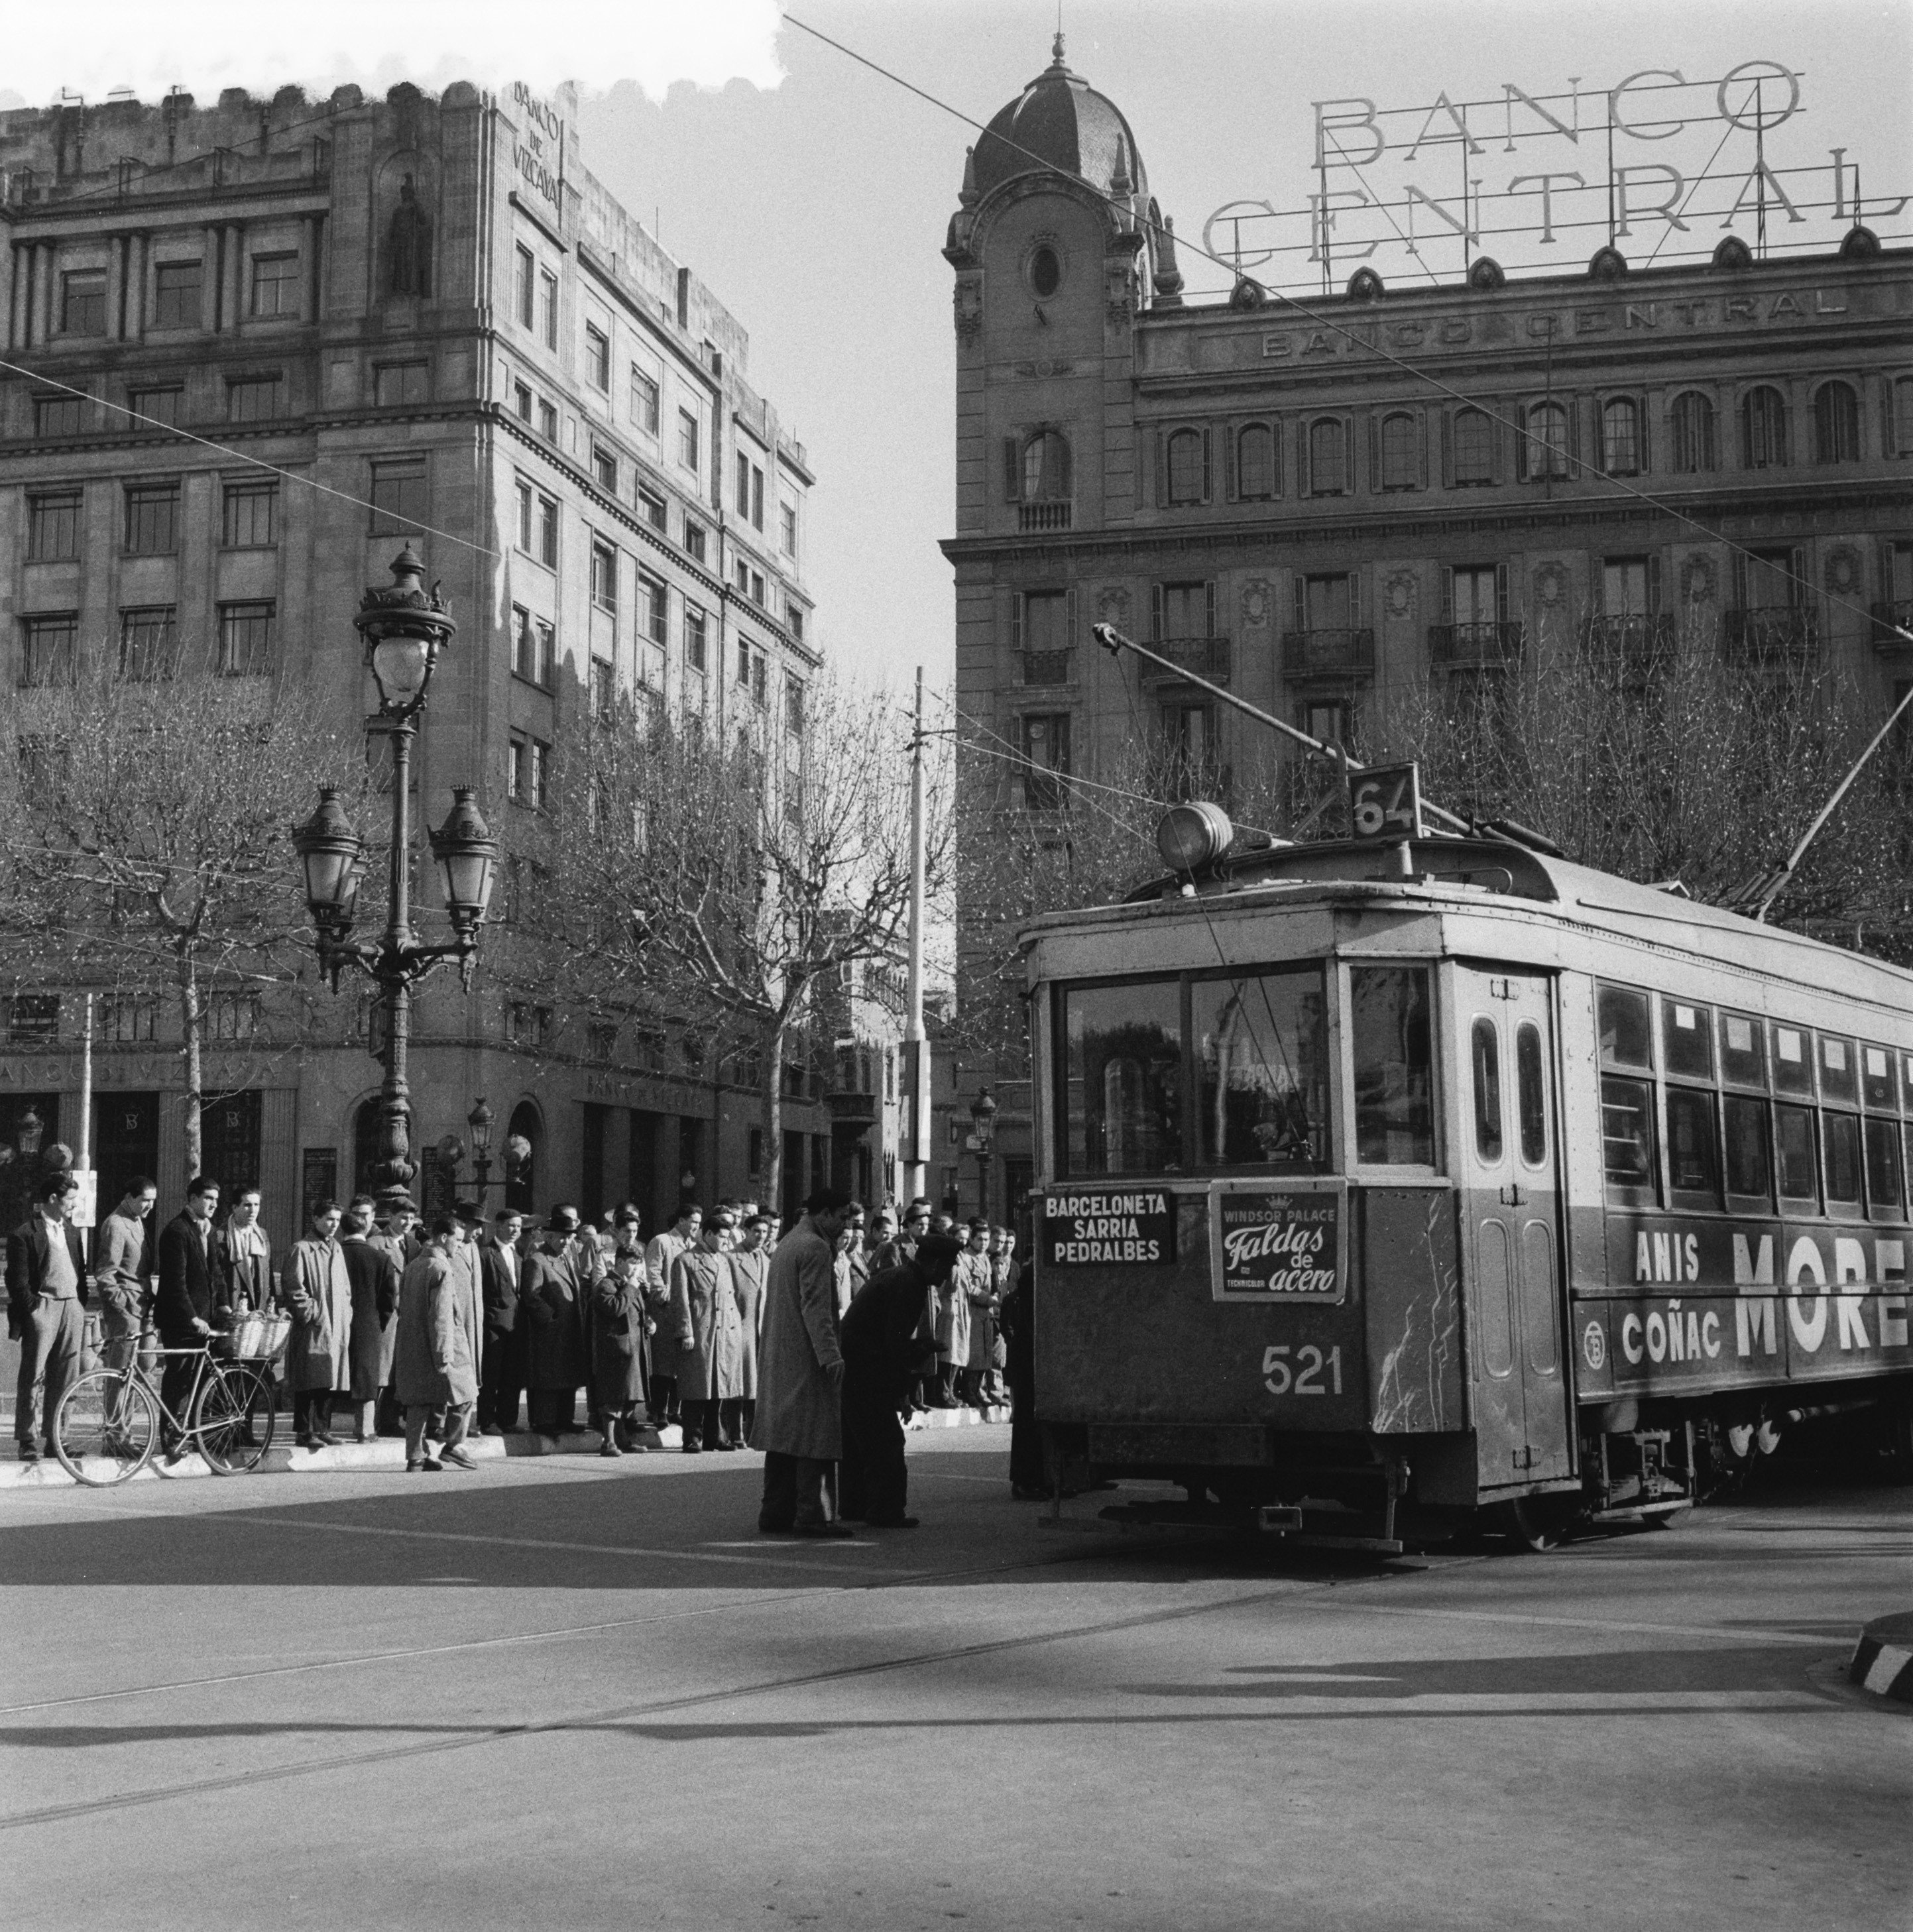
[53,1337,278,1487]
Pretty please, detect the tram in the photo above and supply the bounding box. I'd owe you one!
[1024,795,1913,1550]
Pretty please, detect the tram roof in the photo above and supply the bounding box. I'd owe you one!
[1018,835,1913,1007]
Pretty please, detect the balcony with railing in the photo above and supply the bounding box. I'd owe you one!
[1142,635,1231,683]
[1281,627,1376,677]
[1428,620,1525,667]
[1871,600,1913,650]
[1021,648,1074,687]
[1723,606,1818,661]
[1582,612,1675,667]
[1018,499,1072,534]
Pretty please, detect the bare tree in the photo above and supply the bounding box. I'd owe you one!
[0,647,370,1175]
[540,671,950,1212]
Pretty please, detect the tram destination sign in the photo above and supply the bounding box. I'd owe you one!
[1043,1190,1177,1267]
[1210,1180,1348,1304]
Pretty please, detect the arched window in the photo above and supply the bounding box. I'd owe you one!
[1452,407,1493,486]
[1235,422,1275,500]
[1021,429,1071,500]
[1307,417,1348,495]
[1601,398,1641,475]
[1813,381,1859,464]
[1669,392,1717,473]
[504,1100,542,1214]
[1379,412,1419,490]
[1523,400,1569,480]
[1741,386,1789,469]
[1166,427,1207,504]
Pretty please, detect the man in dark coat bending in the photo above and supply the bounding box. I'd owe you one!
[838,1234,962,1528]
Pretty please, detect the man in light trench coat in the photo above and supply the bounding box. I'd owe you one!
[750,1186,854,1537]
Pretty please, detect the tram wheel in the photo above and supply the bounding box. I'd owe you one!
[1497,1495,1575,1553]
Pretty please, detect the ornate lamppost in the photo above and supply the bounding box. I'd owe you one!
[292,548,500,1214]
[467,1096,495,1200]
[969,1086,998,1224]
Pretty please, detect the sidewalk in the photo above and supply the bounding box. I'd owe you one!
[0,1399,1008,1489]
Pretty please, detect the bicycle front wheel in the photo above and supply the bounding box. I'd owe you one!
[54,1369,160,1486]
[196,1363,276,1474]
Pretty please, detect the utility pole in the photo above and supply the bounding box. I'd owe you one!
[901,667,929,1206]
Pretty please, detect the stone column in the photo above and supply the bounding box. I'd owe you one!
[202,225,221,330]
[7,243,26,349]
[222,223,245,329]
[125,231,146,340]
[34,241,55,345]
[301,213,321,321]
[105,233,125,340]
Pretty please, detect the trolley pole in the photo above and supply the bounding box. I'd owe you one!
[901,667,929,1207]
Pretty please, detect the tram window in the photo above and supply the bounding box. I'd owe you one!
[1771,1025,1813,1096]
[1063,980,1184,1176]
[1472,1019,1504,1163]
[1818,1035,1857,1105]
[1192,968,1328,1170]
[1719,1011,1767,1088]
[1902,1055,1913,1112]
[1723,1095,1773,1206]
[1774,1104,1819,1206]
[1515,1021,1547,1166]
[1864,1116,1904,1218]
[1862,1045,1898,1112]
[1661,1001,1713,1080]
[1824,1113,1863,1208]
[1666,1088,1721,1202]
[1597,984,1653,1070]
[1600,1077,1657,1196]
[1350,966,1434,1165]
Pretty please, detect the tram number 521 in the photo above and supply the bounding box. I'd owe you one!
[1263,1345,1342,1396]
[1348,761,1423,842]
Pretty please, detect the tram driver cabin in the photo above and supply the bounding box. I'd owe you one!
[1023,822,1913,1546]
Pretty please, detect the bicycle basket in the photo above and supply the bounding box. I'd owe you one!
[226,1311,292,1363]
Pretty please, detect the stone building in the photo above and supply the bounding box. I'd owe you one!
[942,38,1913,1229]
[0,80,876,1255]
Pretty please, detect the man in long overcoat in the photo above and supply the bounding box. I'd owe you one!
[644,1202,701,1425]
[283,1200,353,1447]
[476,1208,527,1435]
[839,1233,959,1528]
[726,1212,771,1442]
[339,1199,400,1442]
[522,1206,589,1436]
[934,1222,986,1406]
[671,1209,742,1451]
[589,1249,650,1455]
[392,1218,479,1470]
[750,1186,852,1536]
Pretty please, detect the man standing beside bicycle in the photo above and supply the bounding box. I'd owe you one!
[7,1172,90,1464]
[154,1176,229,1453]
[93,1178,158,1439]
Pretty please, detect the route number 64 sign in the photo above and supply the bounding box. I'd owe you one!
[1347,761,1423,842]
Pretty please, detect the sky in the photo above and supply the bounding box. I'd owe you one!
[8,1,1911,697]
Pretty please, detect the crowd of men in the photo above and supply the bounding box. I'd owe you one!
[7,1166,1039,1526]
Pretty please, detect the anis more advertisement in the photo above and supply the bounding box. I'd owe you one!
[1574,1214,1913,1398]
[1208,1179,1348,1305]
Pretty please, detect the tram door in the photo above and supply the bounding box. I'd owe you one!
[1453,968,1572,1486]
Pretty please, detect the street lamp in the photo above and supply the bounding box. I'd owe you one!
[467,1096,495,1200]
[970,1086,998,1223]
[292,548,498,1214]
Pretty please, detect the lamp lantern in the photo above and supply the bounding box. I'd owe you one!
[430,787,500,938]
[354,545,456,719]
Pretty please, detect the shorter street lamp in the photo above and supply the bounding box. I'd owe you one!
[292,548,500,1214]
[468,1097,495,1200]
[970,1086,998,1223]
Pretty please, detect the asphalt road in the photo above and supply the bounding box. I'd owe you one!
[1,1428,1906,1932]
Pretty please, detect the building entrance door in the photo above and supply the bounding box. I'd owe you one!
[95,1091,161,1221]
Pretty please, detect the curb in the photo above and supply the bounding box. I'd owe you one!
[1848,1612,1913,1703]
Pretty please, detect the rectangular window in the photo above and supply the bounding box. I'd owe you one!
[1021,711,1071,807]
[678,408,700,471]
[249,253,300,318]
[119,605,178,680]
[152,259,203,328]
[508,735,528,803]
[125,483,180,555]
[512,604,536,682]
[590,658,614,720]
[27,492,81,562]
[1193,968,1328,1169]
[780,502,797,556]
[538,494,558,566]
[638,573,667,644]
[750,570,765,607]
[1775,1103,1818,1206]
[585,323,610,392]
[529,739,549,809]
[1159,581,1212,639]
[1063,978,1183,1176]
[750,464,764,530]
[19,614,77,689]
[369,457,428,536]
[684,517,706,563]
[1824,1113,1863,1207]
[685,602,708,672]
[1236,421,1278,499]
[1598,984,1654,1070]
[227,375,285,422]
[1601,1076,1658,1196]
[374,361,429,407]
[539,270,558,349]
[1818,1033,1857,1104]
[536,619,555,686]
[130,385,182,426]
[631,368,660,433]
[1719,1011,1768,1088]
[1451,565,1499,628]
[537,398,557,442]
[62,269,107,336]
[7,994,60,1043]
[592,444,618,492]
[221,481,278,548]
[1863,1043,1898,1111]
[591,541,618,613]
[638,485,666,530]
[1350,965,1434,1165]
[738,635,751,686]
[1603,557,1652,615]
[34,393,84,437]
[513,380,533,422]
[752,651,768,703]
[1662,999,1713,1079]
[1865,1115,1904,1216]
[514,245,536,329]
[1771,1023,1812,1096]
[217,600,274,676]
[1379,412,1419,490]
[734,451,750,516]
[515,479,534,552]
[789,602,805,642]
[1723,1094,1772,1206]
[1666,1087,1720,1202]
[97,995,156,1043]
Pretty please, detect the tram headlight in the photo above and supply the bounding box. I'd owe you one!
[1156,801,1234,875]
